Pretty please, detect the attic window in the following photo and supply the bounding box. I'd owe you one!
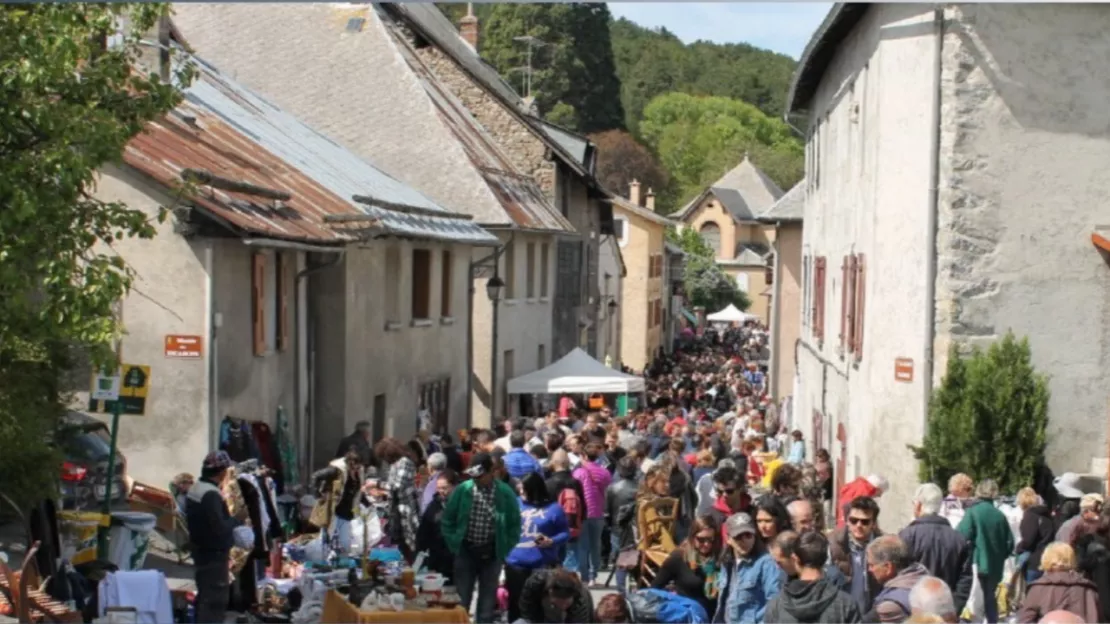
[346,17,365,32]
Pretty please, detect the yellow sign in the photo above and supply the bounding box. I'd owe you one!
[88,364,151,416]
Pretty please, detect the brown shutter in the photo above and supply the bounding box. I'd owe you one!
[252,253,266,356]
[809,258,819,331]
[854,254,866,361]
[839,256,849,350]
[816,257,827,343]
[846,254,858,353]
[276,253,290,351]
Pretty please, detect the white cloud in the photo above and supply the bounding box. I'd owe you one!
[608,2,833,60]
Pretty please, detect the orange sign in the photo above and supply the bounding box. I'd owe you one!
[165,335,203,358]
[894,357,914,383]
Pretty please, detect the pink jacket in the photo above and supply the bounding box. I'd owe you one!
[573,461,612,519]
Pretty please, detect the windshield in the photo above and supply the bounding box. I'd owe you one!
[58,426,112,462]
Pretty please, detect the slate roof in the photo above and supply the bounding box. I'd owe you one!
[672,155,784,221]
[719,242,773,267]
[759,182,805,222]
[786,4,870,115]
[124,53,495,246]
[607,196,675,228]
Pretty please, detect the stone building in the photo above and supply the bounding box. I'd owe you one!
[670,157,784,323]
[788,3,1110,521]
[759,183,804,402]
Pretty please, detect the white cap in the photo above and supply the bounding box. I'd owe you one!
[866,474,890,494]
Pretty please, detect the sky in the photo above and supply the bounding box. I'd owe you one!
[608,3,833,60]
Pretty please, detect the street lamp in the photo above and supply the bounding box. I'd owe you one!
[486,275,505,302]
[607,299,618,312]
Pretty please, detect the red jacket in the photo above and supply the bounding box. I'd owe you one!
[836,476,880,528]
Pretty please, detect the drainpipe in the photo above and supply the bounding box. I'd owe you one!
[923,7,945,428]
[296,251,343,477]
[205,242,218,450]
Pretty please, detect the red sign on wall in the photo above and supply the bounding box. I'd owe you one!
[165,335,203,359]
[894,357,914,383]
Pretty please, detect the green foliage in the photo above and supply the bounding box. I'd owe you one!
[609,18,797,134]
[588,130,669,209]
[909,333,1050,494]
[667,228,751,312]
[640,93,804,206]
[0,3,191,513]
[477,3,624,133]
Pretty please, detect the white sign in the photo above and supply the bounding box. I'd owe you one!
[91,370,121,401]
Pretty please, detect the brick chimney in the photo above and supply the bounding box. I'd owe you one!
[459,3,479,52]
[645,188,656,211]
[629,179,641,206]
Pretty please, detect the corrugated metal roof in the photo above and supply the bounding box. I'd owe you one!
[393,31,574,232]
[124,54,496,245]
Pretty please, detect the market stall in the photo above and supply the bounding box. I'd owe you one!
[705,304,759,324]
[507,348,645,416]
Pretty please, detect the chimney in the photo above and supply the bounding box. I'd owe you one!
[645,188,656,211]
[459,3,479,52]
[629,179,641,207]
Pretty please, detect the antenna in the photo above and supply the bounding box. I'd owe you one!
[512,35,546,98]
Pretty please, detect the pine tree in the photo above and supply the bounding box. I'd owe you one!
[910,333,1050,494]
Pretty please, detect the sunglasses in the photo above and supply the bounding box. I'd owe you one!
[694,535,715,544]
[848,517,873,526]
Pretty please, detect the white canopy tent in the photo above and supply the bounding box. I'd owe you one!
[706,304,758,323]
[507,348,646,394]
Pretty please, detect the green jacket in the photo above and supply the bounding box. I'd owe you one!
[441,479,522,561]
[957,499,1014,580]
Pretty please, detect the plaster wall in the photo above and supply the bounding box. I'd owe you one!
[618,210,665,371]
[934,4,1110,476]
[598,237,624,365]
[794,4,938,524]
[773,224,804,400]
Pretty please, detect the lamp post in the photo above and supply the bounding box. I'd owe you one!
[486,273,505,426]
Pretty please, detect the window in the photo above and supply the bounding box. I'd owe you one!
[418,378,450,434]
[540,243,550,297]
[655,299,663,328]
[812,257,827,343]
[503,349,514,421]
[614,218,629,248]
[735,272,750,292]
[503,241,516,299]
[839,255,856,353]
[802,254,811,328]
[647,301,654,327]
[441,250,453,317]
[538,344,546,369]
[412,248,432,319]
[385,246,402,324]
[853,254,867,361]
[699,222,721,257]
[526,242,536,298]
[251,251,283,356]
[372,394,386,441]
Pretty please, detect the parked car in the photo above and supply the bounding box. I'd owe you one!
[56,411,129,510]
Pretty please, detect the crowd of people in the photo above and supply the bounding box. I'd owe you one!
[182,321,1110,624]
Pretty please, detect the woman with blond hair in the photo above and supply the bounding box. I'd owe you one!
[941,473,974,528]
[1016,486,1055,584]
[1017,542,1101,623]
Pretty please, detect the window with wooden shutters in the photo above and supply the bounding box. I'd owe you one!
[540,243,550,297]
[276,252,290,351]
[252,253,266,355]
[854,254,867,361]
[846,254,859,352]
[412,249,431,319]
[441,250,453,317]
[839,256,849,351]
[814,257,827,343]
[526,242,536,298]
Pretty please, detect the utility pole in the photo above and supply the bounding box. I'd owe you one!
[511,35,546,98]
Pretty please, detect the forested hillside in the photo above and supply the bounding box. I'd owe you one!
[437,3,805,210]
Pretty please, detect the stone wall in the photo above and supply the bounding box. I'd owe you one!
[413,45,556,195]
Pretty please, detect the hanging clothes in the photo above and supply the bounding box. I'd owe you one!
[221,417,260,463]
[275,408,299,489]
[250,421,284,490]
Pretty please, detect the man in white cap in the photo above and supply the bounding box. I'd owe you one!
[1056,492,1103,543]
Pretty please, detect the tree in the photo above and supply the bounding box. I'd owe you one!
[478,4,624,133]
[909,333,1050,494]
[588,130,669,207]
[0,4,191,514]
[639,92,804,206]
[668,227,751,312]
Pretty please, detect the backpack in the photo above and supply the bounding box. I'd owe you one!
[558,487,584,539]
[630,589,709,624]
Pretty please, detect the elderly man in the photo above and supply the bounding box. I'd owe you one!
[908,576,958,623]
[420,452,448,512]
[788,499,817,533]
[865,535,929,623]
[1056,492,1103,543]
[1038,611,1085,624]
[899,483,973,612]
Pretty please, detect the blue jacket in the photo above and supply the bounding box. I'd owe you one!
[504,448,543,480]
[716,550,784,623]
[505,500,569,570]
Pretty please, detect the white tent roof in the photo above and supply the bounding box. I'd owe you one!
[706,304,758,323]
[507,348,646,394]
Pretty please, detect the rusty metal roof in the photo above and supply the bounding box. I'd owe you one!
[124,55,496,245]
[393,33,574,233]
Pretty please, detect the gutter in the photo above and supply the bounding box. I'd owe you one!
[922,7,945,429]
[241,238,346,254]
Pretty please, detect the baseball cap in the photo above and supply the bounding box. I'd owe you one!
[466,452,495,478]
[725,512,756,538]
[202,450,233,471]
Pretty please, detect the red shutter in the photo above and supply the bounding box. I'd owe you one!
[839,256,849,350]
[854,254,866,361]
[276,253,290,351]
[252,253,266,356]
